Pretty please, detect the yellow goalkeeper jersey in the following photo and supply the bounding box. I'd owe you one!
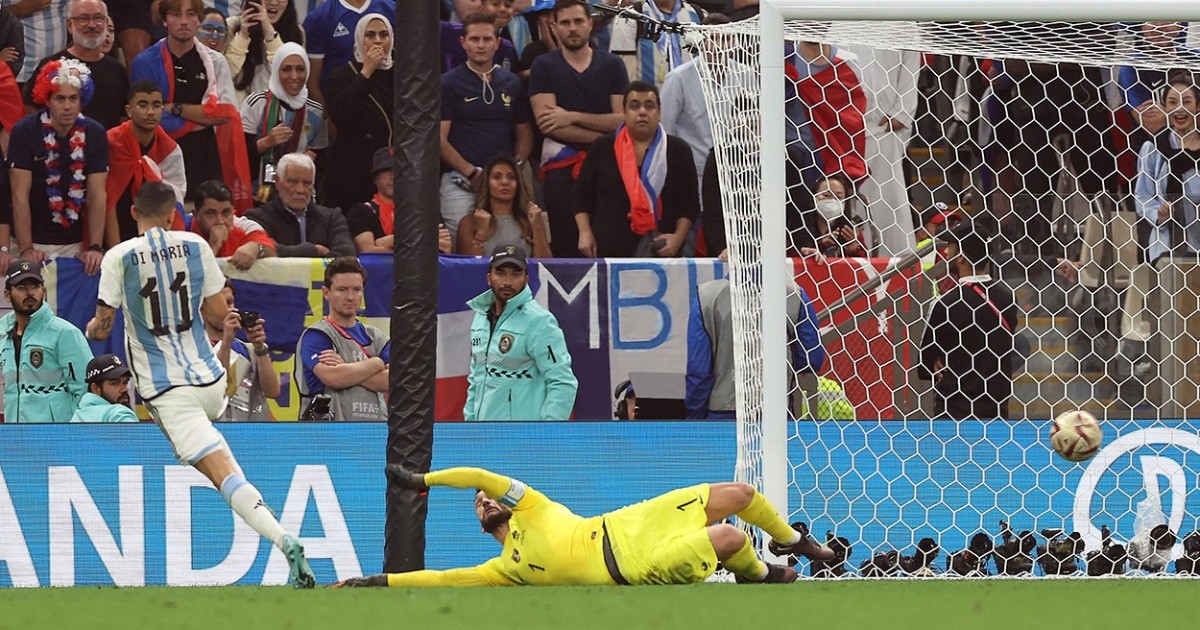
[388,485,615,587]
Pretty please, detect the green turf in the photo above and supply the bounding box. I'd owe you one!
[0,580,1194,630]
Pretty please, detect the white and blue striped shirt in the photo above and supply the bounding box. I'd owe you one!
[10,0,69,82]
[98,228,227,400]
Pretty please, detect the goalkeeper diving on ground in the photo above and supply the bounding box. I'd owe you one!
[334,466,834,587]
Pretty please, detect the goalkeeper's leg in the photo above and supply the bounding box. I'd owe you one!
[705,482,834,561]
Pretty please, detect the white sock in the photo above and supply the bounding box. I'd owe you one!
[221,473,287,549]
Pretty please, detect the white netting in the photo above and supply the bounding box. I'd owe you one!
[695,18,1200,575]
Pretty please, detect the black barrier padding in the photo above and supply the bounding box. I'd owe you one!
[385,6,439,573]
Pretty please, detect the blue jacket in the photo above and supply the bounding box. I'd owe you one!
[686,281,825,419]
[464,285,578,421]
[70,392,139,423]
[0,302,92,422]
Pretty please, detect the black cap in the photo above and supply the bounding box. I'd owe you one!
[489,243,528,271]
[86,354,131,384]
[371,148,392,177]
[943,219,992,266]
[5,260,43,287]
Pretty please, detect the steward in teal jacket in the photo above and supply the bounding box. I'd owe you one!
[70,392,139,423]
[464,285,577,421]
[0,303,92,422]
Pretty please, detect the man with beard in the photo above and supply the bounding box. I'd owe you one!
[334,465,836,587]
[24,0,128,129]
[71,353,138,423]
[528,0,627,257]
[190,179,276,270]
[463,244,576,420]
[918,221,1018,420]
[0,260,92,422]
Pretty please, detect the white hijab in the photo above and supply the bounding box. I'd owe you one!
[269,42,310,109]
[353,14,394,71]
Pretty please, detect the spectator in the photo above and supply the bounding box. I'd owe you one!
[302,0,395,104]
[1135,71,1200,264]
[446,0,481,22]
[8,59,107,274]
[245,152,355,257]
[528,0,627,257]
[661,13,749,181]
[0,5,25,77]
[612,378,636,419]
[789,41,867,185]
[8,0,66,85]
[227,0,305,104]
[0,60,22,265]
[606,0,704,87]
[110,0,153,71]
[190,179,276,269]
[99,14,113,56]
[575,81,698,258]
[804,175,868,258]
[132,0,252,213]
[1118,22,1186,142]
[844,41,920,257]
[464,244,577,421]
[240,41,327,196]
[0,259,92,422]
[204,280,282,421]
[458,156,551,257]
[484,0,514,39]
[513,0,555,80]
[918,221,1017,420]
[440,11,532,243]
[23,0,127,129]
[295,256,389,421]
[347,147,454,254]
[197,8,229,53]
[686,278,824,419]
[70,353,138,423]
[439,11,519,74]
[320,13,393,212]
[105,80,188,244]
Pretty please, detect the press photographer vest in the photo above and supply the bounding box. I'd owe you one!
[295,319,388,421]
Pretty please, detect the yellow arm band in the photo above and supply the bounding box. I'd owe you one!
[424,467,525,506]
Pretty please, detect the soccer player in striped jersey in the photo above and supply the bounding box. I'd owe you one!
[334,465,835,587]
[85,182,315,589]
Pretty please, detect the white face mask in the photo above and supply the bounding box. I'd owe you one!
[815,198,844,221]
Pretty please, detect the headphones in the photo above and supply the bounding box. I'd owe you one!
[613,380,636,420]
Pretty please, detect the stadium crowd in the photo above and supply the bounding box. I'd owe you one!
[0,0,1197,421]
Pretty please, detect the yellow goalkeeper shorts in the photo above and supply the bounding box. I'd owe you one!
[604,484,719,585]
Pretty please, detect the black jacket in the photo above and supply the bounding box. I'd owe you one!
[245,198,356,258]
[918,277,1018,420]
[321,61,393,213]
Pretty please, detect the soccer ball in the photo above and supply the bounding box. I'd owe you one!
[1050,410,1103,462]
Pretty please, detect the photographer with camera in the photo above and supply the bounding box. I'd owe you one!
[203,280,281,422]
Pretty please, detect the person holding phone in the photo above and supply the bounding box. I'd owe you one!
[226,0,305,104]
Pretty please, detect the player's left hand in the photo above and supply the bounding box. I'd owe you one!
[79,249,102,275]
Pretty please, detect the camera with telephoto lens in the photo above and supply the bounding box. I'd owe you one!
[1086,525,1127,576]
[810,531,853,578]
[898,537,940,577]
[858,549,900,577]
[993,520,1035,575]
[946,531,993,577]
[300,394,333,422]
[1037,528,1085,575]
[239,310,260,331]
[1174,531,1200,575]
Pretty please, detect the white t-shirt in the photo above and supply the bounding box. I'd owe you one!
[98,228,227,400]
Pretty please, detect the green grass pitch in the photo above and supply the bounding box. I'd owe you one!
[0,580,1195,630]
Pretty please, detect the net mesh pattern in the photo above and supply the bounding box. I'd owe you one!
[693,18,1200,575]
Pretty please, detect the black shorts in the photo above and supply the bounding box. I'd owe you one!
[110,0,155,35]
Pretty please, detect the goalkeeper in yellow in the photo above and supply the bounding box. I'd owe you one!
[333,466,833,587]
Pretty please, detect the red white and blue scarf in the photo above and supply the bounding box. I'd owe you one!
[614,123,667,236]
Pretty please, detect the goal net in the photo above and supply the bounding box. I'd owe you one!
[695,6,1200,575]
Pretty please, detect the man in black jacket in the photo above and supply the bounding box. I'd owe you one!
[919,221,1018,420]
[246,153,356,258]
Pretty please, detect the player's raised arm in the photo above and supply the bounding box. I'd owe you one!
[388,466,529,507]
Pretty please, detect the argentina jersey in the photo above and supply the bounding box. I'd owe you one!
[97,228,227,399]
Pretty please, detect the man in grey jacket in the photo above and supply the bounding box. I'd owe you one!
[245,153,356,258]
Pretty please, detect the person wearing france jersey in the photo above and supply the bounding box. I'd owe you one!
[85,181,315,589]
[334,465,837,587]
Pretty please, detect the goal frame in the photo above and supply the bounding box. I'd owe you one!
[753,0,1200,540]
